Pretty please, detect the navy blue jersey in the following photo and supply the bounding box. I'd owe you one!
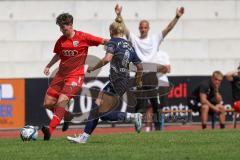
[105,37,141,96]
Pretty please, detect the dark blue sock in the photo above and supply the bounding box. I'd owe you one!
[84,102,100,135]
[100,111,126,121]
[84,118,99,135]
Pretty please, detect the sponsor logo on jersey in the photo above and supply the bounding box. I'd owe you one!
[62,50,78,56]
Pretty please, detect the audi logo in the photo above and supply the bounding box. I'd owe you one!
[62,50,78,56]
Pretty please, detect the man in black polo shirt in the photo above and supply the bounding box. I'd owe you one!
[226,64,240,112]
[188,71,225,129]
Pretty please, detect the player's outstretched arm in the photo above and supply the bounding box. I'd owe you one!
[87,53,113,73]
[44,54,60,76]
[162,7,184,38]
[115,4,130,39]
[102,39,109,45]
[226,70,238,81]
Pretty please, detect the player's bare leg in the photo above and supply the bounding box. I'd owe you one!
[62,98,74,132]
[67,91,143,143]
[145,105,153,132]
[43,95,57,112]
[42,94,69,140]
[201,104,209,129]
[216,104,225,129]
[67,92,109,143]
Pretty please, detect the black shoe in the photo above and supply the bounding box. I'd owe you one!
[62,121,70,132]
[41,126,51,140]
[62,113,73,132]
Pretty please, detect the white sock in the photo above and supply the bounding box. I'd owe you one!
[82,132,90,138]
[126,113,135,121]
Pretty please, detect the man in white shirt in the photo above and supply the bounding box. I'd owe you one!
[154,50,171,109]
[115,4,183,131]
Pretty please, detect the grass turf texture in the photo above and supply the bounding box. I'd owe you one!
[0,130,240,160]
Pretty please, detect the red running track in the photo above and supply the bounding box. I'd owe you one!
[0,124,238,139]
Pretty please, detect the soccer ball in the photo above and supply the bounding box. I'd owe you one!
[20,125,38,141]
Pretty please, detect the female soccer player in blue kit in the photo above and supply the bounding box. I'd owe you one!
[67,15,143,143]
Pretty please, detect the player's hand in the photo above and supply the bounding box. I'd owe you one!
[44,67,50,76]
[176,6,184,17]
[87,66,94,73]
[115,4,122,16]
[212,107,221,114]
[214,90,222,104]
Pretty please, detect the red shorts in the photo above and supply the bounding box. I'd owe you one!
[46,73,84,99]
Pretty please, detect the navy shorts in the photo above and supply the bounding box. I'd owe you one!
[102,82,117,96]
[103,79,128,97]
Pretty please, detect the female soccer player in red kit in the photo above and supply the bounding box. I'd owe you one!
[42,13,107,140]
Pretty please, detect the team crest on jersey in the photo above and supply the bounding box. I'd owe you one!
[73,41,79,47]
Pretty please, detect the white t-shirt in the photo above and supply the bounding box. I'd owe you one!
[129,32,163,62]
[129,32,169,86]
[153,50,170,86]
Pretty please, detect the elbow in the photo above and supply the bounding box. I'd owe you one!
[200,100,207,106]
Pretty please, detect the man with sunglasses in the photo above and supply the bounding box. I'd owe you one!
[188,71,225,129]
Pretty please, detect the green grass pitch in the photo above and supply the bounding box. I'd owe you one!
[1,130,240,160]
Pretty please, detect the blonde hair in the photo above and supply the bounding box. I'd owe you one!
[212,70,223,79]
[109,16,125,36]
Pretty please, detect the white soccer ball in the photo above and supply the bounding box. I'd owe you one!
[20,125,38,141]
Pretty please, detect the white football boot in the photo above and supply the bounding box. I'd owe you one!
[67,133,89,144]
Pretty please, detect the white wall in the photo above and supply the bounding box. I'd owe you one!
[0,0,240,77]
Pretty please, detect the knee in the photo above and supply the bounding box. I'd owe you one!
[43,99,56,109]
[201,104,209,111]
[217,104,225,113]
[56,94,69,107]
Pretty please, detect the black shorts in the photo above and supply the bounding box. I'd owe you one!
[187,98,217,113]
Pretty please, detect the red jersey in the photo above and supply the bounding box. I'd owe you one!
[53,30,103,76]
